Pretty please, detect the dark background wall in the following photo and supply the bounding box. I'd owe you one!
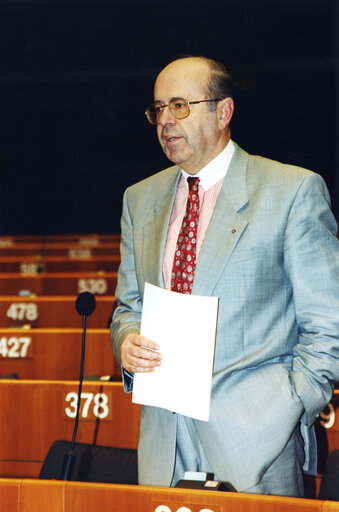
[1,0,338,235]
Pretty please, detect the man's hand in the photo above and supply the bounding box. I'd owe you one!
[121,333,162,373]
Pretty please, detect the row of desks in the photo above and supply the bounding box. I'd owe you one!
[0,322,337,475]
[0,376,337,482]
[2,479,338,512]
[0,272,117,296]
[0,241,120,257]
[0,235,134,485]
[0,380,140,478]
[0,233,122,278]
[0,295,115,328]
[0,234,120,245]
[0,238,121,295]
[0,255,121,273]
[0,328,121,380]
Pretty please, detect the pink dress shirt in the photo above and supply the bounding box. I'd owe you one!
[162,140,235,290]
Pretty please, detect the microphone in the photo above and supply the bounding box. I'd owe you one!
[75,291,96,316]
[62,292,96,481]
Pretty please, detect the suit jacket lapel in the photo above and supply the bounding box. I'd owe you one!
[193,144,249,296]
[142,167,181,287]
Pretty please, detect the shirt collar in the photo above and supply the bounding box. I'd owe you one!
[181,139,235,190]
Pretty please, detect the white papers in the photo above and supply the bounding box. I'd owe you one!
[132,282,219,421]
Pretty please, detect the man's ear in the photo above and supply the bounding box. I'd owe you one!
[217,97,234,130]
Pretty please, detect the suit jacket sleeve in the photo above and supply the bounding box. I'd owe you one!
[110,187,141,392]
[284,171,339,426]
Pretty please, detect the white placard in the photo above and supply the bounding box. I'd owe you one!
[132,283,219,421]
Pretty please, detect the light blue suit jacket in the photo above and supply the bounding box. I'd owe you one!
[111,143,339,491]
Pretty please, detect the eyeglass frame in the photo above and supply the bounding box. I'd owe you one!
[145,97,223,125]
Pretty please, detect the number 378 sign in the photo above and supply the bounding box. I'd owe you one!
[64,392,112,421]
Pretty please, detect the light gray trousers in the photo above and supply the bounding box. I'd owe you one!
[171,414,304,497]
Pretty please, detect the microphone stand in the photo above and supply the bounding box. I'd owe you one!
[62,313,87,480]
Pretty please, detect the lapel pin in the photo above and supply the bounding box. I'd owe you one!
[231,229,236,233]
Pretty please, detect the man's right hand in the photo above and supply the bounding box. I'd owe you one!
[120,333,162,373]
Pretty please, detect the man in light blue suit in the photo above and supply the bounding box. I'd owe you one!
[110,56,339,496]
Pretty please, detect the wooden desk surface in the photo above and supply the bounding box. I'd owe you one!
[0,242,120,257]
[0,272,117,296]
[0,255,121,273]
[1,479,336,512]
[0,380,140,478]
[0,328,121,380]
[0,233,120,245]
[0,295,115,328]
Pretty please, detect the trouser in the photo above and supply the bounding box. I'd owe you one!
[171,414,304,497]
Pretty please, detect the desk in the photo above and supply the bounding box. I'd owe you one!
[0,479,336,512]
[316,390,339,471]
[0,380,140,478]
[0,328,121,380]
[0,242,120,257]
[0,296,115,328]
[0,272,117,296]
[0,255,121,273]
[0,234,120,245]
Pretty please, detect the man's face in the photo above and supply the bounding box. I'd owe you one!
[154,59,223,175]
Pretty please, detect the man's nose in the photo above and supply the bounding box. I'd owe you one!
[158,105,176,126]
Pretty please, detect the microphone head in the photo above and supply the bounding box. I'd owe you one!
[75,291,96,316]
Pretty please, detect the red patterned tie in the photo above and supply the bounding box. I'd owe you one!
[171,177,200,294]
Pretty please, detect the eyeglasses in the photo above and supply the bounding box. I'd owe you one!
[145,97,222,125]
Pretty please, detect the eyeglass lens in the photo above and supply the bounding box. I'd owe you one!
[147,98,190,125]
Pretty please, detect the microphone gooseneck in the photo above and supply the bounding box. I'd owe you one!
[62,292,96,480]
